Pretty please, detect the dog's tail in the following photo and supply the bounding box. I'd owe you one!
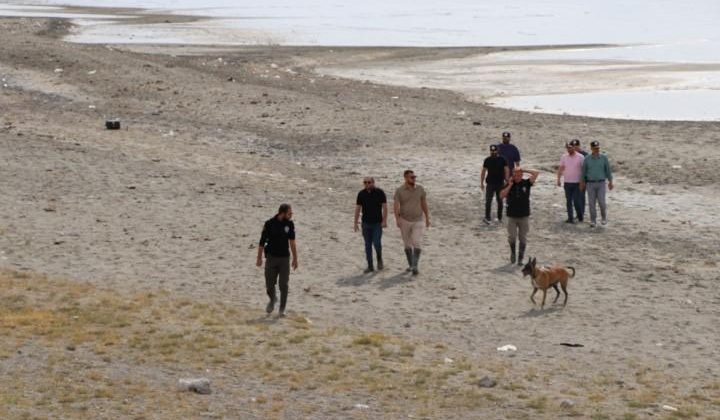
[566,266,576,278]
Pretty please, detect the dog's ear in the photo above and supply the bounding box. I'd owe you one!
[531,257,537,266]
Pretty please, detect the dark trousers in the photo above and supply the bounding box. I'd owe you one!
[265,255,290,310]
[362,222,382,268]
[564,182,584,221]
[485,182,504,220]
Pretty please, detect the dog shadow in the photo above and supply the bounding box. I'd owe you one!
[519,305,564,317]
[336,272,376,287]
[377,272,414,290]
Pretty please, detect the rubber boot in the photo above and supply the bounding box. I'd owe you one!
[509,242,516,264]
[518,242,526,266]
[377,250,384,270]
[404,248,413,272]
[412,248,422,275]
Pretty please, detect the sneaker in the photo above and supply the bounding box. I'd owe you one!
[266,298,276,314]
[406,267,413,272]
[601,219,607,226]
[483,218,491,225]
[363,266,374,273]
[565,218,574,224]
[412,267,419,276]
[278,309,286,317]
[589,222,596,228]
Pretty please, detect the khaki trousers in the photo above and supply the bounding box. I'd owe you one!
[398,217,425,249]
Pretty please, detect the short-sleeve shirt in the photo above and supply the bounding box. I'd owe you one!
[259,217,295,257]
[506,179,533,218]
[560,153,585,183]
[497,143,521,171]
[483,155,508,185]
[356,188,387,223]
[394,184,426,222]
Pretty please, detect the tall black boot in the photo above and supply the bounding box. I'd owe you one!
[377,249,384,270]
[518,242,526,266]
[509,242,516,264]
[404,248,413,272]
[412,248,422,275]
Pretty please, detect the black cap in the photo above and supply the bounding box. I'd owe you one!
[570,139,580,146]
[502,131,511,138]
[590,140,600,148]
[489,144,498,152]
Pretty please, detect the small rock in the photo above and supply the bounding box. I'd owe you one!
[178,378,211,395]
[66,345,76,351]
[476,376,497,388]
[403,322,411,328]
[473,121,482,126]
[560,399,575,408]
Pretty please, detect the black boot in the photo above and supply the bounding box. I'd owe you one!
[412,248,422,275]
[404,248,413,272]
[509,242,516,264]
[377,250,384,270]
[518,243,526,266]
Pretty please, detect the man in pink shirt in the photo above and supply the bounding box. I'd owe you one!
[556,142,585,223]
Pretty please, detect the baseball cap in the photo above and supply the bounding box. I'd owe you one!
[590,140,600,148]
[502,131,511,138]
[569,139,580,146]
[489,144,498,152]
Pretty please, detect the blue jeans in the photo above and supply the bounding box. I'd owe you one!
[564,183,584,221]
[362,222,383,268]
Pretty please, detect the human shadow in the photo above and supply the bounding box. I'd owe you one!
[491,263,521,274]
[245,315,281,325]
[377,271,415,290]
[336,271,377,287]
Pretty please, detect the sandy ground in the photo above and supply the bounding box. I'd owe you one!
[2,14,720,419]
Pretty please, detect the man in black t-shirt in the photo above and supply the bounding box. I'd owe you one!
[354,177,388,272]
[480,144,509,224]
[256,204,298,316]
[501,167,539,265]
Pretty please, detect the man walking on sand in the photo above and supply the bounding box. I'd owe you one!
[354,177,388,273]
[256,204,298,316]
[481,144,509,224]
[557,141,585,223]
[497,131,521,173]
[394,170,431,275]
[501,167,539,265]
[580,141,614,228]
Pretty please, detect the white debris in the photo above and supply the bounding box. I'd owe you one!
[497,344,517,352]
[270,63,279,69]
[87,70,96,75]
[444,357,454,364]
[178,378,211,394]
[662,405,678,412]
[354,404,369,410]
[671,165,682,169]
[54,68,63,73]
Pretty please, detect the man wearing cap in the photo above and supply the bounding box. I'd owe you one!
[501,167,540,265]
[394,170,431,275]
[580,141,614,227]
[557,142,585,223]
[571,139,588,157]
[256,203,298,317]
[481,144,509,224]
[497,131,521,173]
[354,177,388,273]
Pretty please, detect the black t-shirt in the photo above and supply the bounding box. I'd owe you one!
[483,156,508,185]
[356,188,387,223]
[506,179,533,218]
[259,216,296,257]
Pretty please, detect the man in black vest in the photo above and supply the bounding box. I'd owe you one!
[501,167,539,265]
[481,144,509,224]
[256,204,298,316]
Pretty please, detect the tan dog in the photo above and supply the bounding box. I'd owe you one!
[521,257,575,308]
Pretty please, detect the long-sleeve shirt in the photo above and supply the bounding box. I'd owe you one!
[582,153,612,182]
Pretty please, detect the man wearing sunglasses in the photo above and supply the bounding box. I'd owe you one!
[354,177,388,273]
[394,170,431,275]
[580,141,614,227]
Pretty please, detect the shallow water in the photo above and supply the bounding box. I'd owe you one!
[4,0,720,121]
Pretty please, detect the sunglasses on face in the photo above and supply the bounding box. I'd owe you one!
[363,181,373,184]
[409,175,417,179]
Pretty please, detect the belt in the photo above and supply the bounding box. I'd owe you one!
[586,179,605,182]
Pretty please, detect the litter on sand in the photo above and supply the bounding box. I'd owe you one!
[497,344,517,352]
